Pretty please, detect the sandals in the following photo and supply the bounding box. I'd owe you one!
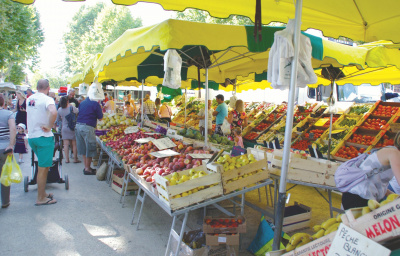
[83,168,96,175]
[73,160,82,163]
[1,203,10,208]
[65,160,70,163]
[35,198,57,206]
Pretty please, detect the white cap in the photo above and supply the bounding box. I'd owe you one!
[17,123,26,130]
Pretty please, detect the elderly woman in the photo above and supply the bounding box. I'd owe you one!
[0,94,16,208]
[57,96,80,164]
[15,91,27,129]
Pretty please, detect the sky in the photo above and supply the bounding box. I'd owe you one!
[32,0,175,77]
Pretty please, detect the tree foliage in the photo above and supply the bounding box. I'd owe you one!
[63,3,142,74]
[31,70,68,89]
[175,9,253,25]
[0,0,44,84]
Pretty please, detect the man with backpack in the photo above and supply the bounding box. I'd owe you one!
[335,133,400,210]
[75,97,103,175]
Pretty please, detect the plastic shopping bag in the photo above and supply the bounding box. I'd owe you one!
[221,119,231,135]
[162,49,182,89]
[0,155,13,186]
[79,82,89,95]
[9,155,22,183]
[88,79,105,101]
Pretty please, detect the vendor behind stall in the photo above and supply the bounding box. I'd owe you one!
[335,133,400,210]
[124,101,134,117]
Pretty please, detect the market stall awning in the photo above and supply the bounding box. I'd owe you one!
[14,1,400,43]
[92,19,370,86]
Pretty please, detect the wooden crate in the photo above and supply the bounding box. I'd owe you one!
[206,148,269,194]
[370,100,400,117]
[111,181,137,195]
[270,150,340,187]
[341,198,400,243]
[282,202,311,232]
[333,115,361,130]
[154,165,223,211]
[112,170,138,189]
[203,216,246,234]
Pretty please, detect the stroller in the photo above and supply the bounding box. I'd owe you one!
[24,133,69,192]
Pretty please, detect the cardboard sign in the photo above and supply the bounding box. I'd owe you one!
[134,137,155,144]
[327,224,390,256]
[150,149,179,158]
[153,137,177,150]
[331,130,344,134]
[315,118,329,126]
[231,146,246,157]
[124,126,139,134]
[188,153,213,159]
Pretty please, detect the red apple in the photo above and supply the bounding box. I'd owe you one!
[136,168,144,175]
[145,176,152,182]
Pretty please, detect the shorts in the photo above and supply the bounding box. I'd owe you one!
[75,124,97,158]
[214,124,224,136]
[29,137,55,168]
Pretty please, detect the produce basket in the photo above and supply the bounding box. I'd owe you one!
[154,165,222,211]
[370,100,400,117]
[345,103,375,116]
[333,115,361,130]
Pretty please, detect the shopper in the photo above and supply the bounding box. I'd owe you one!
[198,100,213,136]
[159,102,173,123]
[143,94,156,120]
[124,101,134,117]
[335,135,400,210]
[227,99,248,141]
[26,89,33,98]
[14,123,28,163]
[57,96,80,164]
[0,94,16,208]
[212,94,228,136]
[104,96,116,113]
[75,96,103,175]
[15,91,27,129]
[68,88,79,108]
[127,94,138,114]
[233,127,244,148]
[155,98,161,119]
[27,79,58,206]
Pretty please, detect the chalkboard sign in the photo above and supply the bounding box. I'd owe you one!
[231,146,246,157]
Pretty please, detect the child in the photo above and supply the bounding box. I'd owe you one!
[233,127,244,148]
[14,123,28,163]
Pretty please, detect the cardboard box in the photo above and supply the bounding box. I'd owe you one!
[280,231,337,256]
[283,202,311,232]
[341,198,400,243]
[203,216,246,234]
[205,234,239,246]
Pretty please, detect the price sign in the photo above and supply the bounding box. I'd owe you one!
[327,224,390,256]
[331,130,343,134]
[134,137,155,144]
[231,146,246,157]
[150,149,179,158]
[153,137,177,150]
[315,118,330,126]
[124,126,139,134]
[188,154,213,159]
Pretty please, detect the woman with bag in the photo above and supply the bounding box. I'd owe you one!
[159,102,173,123]
[57,96,80,164]
[335,133,400,210]
[0,94,16,208]
[15,91,27,129]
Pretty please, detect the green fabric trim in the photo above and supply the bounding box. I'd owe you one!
[255,72,268,82]
[245,26,323,60]
[157,84,182,97]
[190,80,219,91]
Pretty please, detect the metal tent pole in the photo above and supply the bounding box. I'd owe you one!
[184,88,187,126]
[141,80,144,127]
[204,68,209,147]
[272,0,303,250]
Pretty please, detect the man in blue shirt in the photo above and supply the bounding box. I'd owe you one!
[75,97,103,175]
[212,94,228,136]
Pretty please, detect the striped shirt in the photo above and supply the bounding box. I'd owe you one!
[143,100,156,115]
[0,109,15,150]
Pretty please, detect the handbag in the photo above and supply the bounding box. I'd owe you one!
[65,106,77,131]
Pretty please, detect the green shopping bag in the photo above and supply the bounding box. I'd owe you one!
[0,155,13,186]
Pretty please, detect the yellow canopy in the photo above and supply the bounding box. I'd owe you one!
[13,1,400,43]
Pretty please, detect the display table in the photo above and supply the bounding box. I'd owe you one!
[128,172,273,256]
[270,174,343,217]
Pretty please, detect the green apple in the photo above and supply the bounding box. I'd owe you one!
[172,172,180,180]
[189,169,197,176]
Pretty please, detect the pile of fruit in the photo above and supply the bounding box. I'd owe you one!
[244,132,259,140]
[216,154,257,171]
[285,195,399,252]
[337,117,358,128]
[375,134,395,147]
[360,118,387,130]
[209,133,235,146]
[97,113,134,129]
[348,105,371,115]
[334,145,365,159]
[293,113,307,123]
[257,131,275,142]
[322,117,338,127]
[347,134,375,145]
[304,129,324,139]
[204,218,244,228]
[372,105,399,117]
[291,139,310,151]
[254,122,270,131]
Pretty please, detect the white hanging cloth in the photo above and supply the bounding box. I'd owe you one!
[267,19,317,89]
[162,49,182,89]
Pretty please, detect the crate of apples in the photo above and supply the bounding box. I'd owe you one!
[360,118,387,130]
[372,105,399,117]
[304,129,324,139]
